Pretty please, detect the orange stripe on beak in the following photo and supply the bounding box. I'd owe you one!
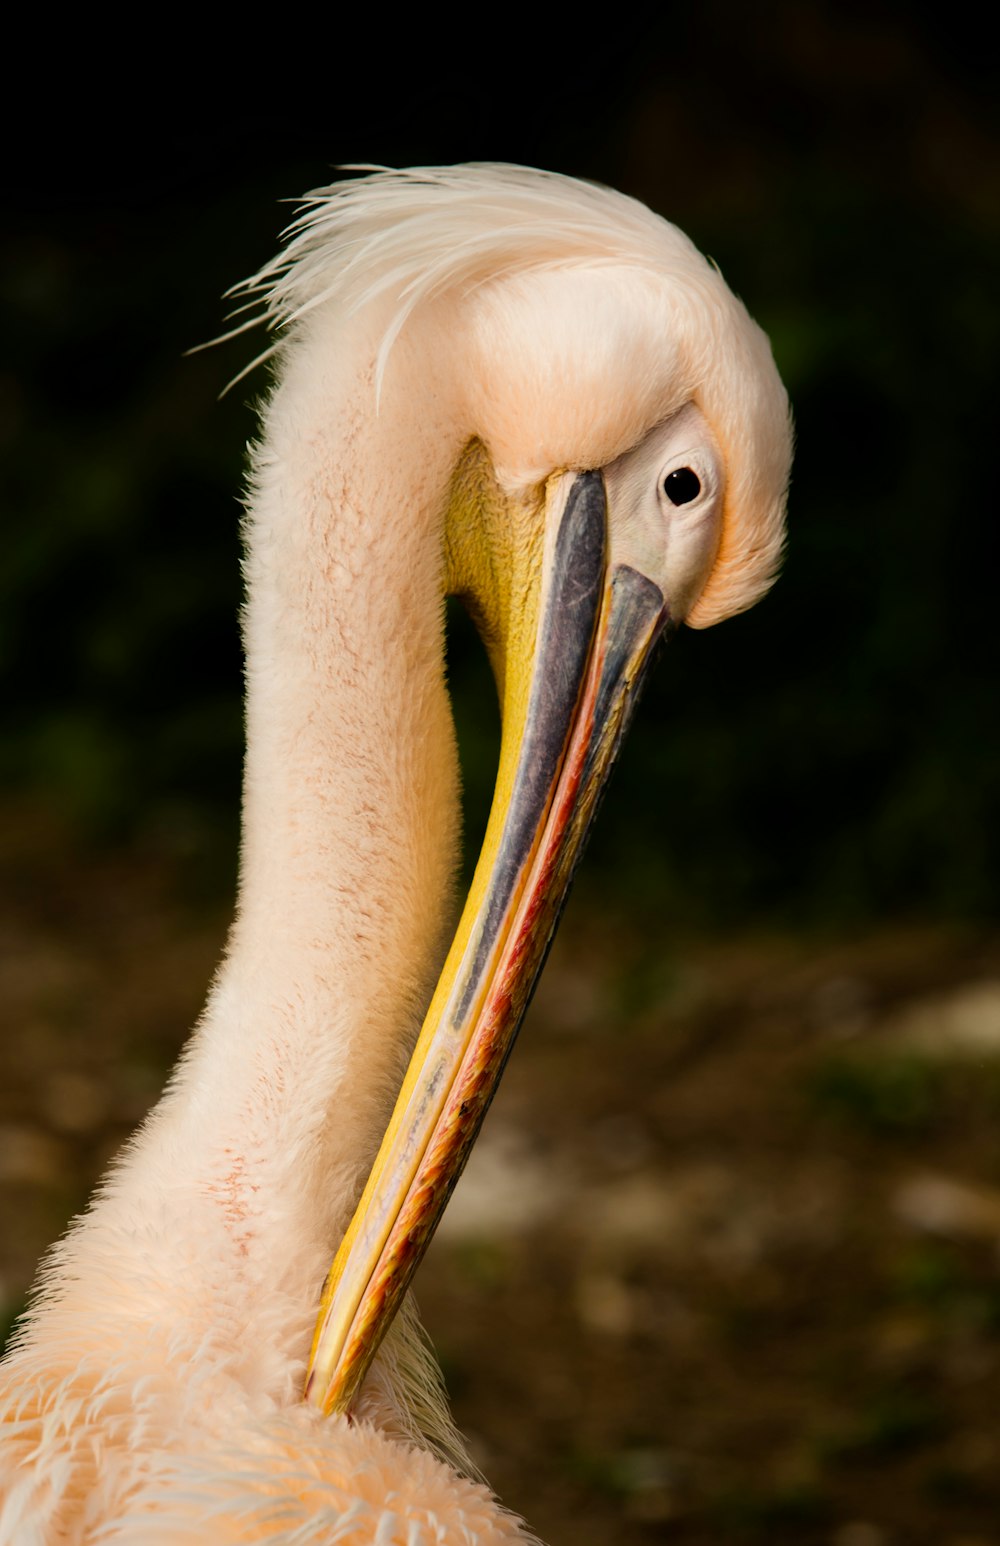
[305,470,668,1417]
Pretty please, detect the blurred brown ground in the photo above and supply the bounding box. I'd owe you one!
[3,806,1000,1545]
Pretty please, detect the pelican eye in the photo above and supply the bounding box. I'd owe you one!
[663,467,702,506]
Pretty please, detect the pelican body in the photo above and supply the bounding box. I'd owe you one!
[0,165,790,1543]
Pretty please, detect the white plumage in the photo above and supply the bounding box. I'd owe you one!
[0,164,790,1543]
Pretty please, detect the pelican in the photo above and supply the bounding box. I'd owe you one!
[0,164,790,1543]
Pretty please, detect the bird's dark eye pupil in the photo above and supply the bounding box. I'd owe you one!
[663,467,702,505]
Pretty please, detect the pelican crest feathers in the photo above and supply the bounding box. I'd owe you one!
[228,164,790,626]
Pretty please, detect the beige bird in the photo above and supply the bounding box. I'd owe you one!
[0,164,790,1543]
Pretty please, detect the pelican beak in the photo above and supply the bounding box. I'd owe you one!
[305,461,670,1416]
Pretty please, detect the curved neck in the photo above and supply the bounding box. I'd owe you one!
[218,303,468,1224]
[93,303,473,1340]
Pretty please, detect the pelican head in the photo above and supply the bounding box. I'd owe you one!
[231,165,791,1419]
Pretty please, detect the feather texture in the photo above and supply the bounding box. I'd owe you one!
[225,163,790,624]
[0,163,790,1543]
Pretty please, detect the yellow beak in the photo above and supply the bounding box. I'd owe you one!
[305,462,670,1416]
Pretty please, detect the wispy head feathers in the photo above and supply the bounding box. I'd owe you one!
[229,161,790,625]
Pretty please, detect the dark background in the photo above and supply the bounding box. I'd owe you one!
[4,0,997,926]
[2,5,999,1542]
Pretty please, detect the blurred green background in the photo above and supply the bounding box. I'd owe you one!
[3,1,996,927]
[3,6,1000,1544]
